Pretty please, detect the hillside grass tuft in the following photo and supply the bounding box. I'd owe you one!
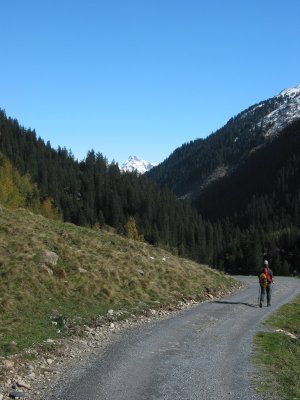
[0,206,238,356]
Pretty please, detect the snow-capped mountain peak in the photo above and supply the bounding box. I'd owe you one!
[121,156,157,174]
[277,84,300,99]
[260,84,300,137]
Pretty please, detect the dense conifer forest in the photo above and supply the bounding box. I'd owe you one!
[149,118,300,275]
[1,108,299,275]
[0,109,210,264]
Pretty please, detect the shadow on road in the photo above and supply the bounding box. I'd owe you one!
[214,300,259,308]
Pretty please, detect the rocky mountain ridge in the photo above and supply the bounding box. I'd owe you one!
[148,84,300,200]
[240,84,300,138]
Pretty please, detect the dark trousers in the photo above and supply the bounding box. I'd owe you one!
[260,284,272,305]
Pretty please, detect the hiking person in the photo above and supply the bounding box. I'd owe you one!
[258,260,274,308]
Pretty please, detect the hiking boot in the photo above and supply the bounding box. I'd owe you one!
[267,303,271,307]
[259,303,262,308]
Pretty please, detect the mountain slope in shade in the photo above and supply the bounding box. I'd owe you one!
[148,84,300,199]
[121,156,157,174]
[195,119,300,221]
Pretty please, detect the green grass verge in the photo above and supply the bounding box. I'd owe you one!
[253,292,300,400]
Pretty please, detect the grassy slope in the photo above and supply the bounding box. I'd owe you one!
[0,206,238,356]
[254,293,300,400]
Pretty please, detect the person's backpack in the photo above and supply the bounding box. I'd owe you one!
[259,272,268,287]
[265,267,272,283]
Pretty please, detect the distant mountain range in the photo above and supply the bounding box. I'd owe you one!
[1,84,300,274]
[148,84,300,205]
[121,156,156,174]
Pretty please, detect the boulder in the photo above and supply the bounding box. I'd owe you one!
[41,250,59,267]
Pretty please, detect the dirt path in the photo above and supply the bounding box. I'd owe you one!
[47,276,300,400]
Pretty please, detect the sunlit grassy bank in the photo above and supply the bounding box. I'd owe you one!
[0,206,238,356]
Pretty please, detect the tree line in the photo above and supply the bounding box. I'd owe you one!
[0,109,212,264]
[1,108,299,275]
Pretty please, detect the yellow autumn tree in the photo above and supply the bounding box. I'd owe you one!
[124,216,144,242]
[0,157,22,208]
[40,198,61,220]
[0,154,61,220]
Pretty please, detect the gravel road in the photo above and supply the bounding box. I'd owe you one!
[49,276,300,400]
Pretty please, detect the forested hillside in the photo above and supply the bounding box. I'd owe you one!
[200,121,300,275]
[148,87,300,200]
[146,87,300,275]
[195,121,300,223]
[147,96,280,197]
[0,109,212,264]
[1,106,300,276]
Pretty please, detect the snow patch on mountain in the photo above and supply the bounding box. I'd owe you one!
[277,85,300,99]
[121,156,157,174]
[240,85,300,135]
[262,84,300,137]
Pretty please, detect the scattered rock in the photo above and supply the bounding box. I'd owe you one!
[207,294,214,300]
[16,380,31,390]
[94,315,104,327]
[0,393,3,400]
[3,360,15,369]
[275,329,297,340]
[9,391,27,398]
[137,269,144,276]
[107,309,114,323]
[41,250,59,267]
[115,310,124,317]
[78,267,88,274]
[84,326,94,335]
[48,309,63,325]
[46,359,54,365]
[41,367,53,374]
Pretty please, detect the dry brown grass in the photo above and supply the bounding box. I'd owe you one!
[0,206,239,355]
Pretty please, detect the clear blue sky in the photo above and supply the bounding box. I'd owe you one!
[1,0,299,165]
